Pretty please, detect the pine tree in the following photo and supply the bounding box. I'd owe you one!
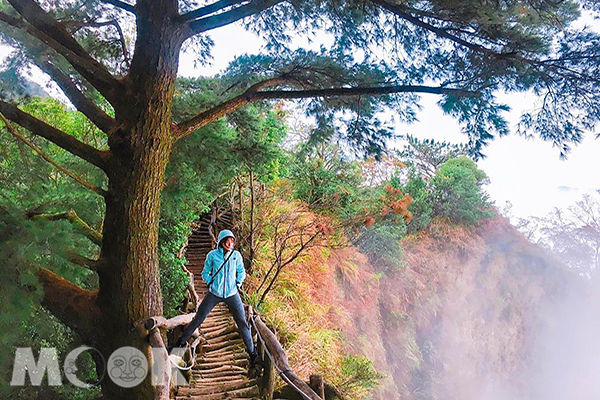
[1,0,599,397]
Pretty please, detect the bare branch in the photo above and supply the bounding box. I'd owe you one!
[175,78,475,140]
[184,0,283,38]
[39,60,116,133]
[179,0,246,21]
[65,250,105,271]
[1,113,107,196]
[257,228,322,307]
[34,266,100,343]
[101,0,136,14]
[26,209,103,246]
[4,0,123,104]
[0,101,109,170]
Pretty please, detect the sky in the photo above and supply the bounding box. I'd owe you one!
[178,23,600,221]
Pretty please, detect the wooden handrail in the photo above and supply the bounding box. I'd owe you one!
[249,307,323,400]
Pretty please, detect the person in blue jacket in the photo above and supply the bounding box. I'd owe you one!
[175,229,257,365]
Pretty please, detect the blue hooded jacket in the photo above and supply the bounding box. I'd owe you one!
[202,230,246,298]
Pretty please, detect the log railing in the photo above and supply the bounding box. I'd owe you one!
[135,305,324,400]
[247,306,323,400]
[134,313,202,400]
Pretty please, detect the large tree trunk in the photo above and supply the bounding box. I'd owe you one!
[94,1,184,398]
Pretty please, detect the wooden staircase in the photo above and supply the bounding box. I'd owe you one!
[173,211,261,399]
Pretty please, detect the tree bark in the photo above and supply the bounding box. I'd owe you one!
[92,1,184,398]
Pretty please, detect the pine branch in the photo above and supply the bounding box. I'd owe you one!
[179,0,246,21]
[101,0,136,14]
[34,266,100,344]
[62,19,130,68]
[0,113,107,196]
[26,209,103,246]
[252,84,476,100]
[0,101,109,170]
[0,14,117,134]
[372,0,526,60]
[174,78,475,140]
[4,1,123,104]
[184,0,283,38]
[175,77,286,139]
[39,61,116,134]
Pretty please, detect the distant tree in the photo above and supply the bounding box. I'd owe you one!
[500,201,543,241]
[533,194,600,279]
[398,134,470,179]
[432,157,493,223]
[290,143,363,213]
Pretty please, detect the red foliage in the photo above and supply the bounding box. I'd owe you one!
[317,222,335,236]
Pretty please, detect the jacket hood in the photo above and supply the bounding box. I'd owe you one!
[217,229,235,246]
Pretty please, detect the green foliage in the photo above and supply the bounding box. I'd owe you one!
[172,77,288,182]
[402,172,434,233]
[432,157,494,223]
[355,222,407,272]
[0,97,103,397]
[339,354,386,396]
[288,144,363,214]
[396,136,493,230]
[228,104,288,181]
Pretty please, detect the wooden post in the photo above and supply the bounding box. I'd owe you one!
[261,352,276,400]
[148,328,170,400]
[309,375,325,399]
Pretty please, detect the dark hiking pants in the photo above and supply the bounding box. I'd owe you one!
[178,291,254,355]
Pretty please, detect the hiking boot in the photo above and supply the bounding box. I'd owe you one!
[249,351,259,369]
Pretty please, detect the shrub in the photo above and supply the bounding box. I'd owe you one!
[355,222,406,271]
[432,157,494,224]
[339,354,386,397]
[402,171,434,232]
